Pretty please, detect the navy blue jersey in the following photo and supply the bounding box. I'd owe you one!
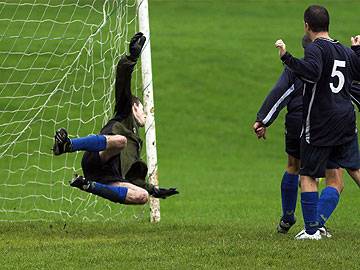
[256,67,303,138]
[351,82,360,108]
[281,38,360,146]
[257,67,360,140]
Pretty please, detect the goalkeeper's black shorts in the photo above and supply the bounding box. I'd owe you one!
[81,151,124,184]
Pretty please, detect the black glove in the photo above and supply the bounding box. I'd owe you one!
[150,187,179,199]
[129,32,146,61]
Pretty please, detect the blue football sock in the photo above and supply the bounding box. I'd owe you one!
[317,186,339,227]
[87,182,128,203]
[70,135,107,152]
[281,172,299,223]
[301,192,319,235]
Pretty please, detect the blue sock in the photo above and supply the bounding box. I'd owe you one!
[301,192,319,235]
[281,172,299,223]
[70,135,107,152]
[317,186,340,227]
[87,182,128,203]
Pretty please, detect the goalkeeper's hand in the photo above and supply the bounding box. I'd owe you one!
[151,187,179,199]
[129,32,146,61]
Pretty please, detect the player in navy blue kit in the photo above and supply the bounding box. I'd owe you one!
[254,63,360,237]
[275,5,360,240]
[254,35,360,237]
[254,36,308,235]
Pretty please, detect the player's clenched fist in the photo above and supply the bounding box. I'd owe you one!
[275,39,287,57]
[351,35,360,46]
[253,121,266,140]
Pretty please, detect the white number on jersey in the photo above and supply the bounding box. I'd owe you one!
[330,60,346,93]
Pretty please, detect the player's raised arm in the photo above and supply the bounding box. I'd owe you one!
[114,32,146,119]
[350,35,360,82]
[275,6,335,83]
[276,40,322,83]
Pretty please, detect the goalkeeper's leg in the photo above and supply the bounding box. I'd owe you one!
[53,128,126,160]
[70,175,148,204]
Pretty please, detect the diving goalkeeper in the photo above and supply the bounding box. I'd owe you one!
[52,32,178,205]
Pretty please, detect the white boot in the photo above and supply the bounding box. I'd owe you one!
[294,229,322,240]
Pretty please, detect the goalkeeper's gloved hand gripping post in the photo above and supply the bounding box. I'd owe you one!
[129,32,146,61]
[150,187,179,199]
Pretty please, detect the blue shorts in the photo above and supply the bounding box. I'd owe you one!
[285,114,302,160]
[300,135,360,178]
[285,135,300,160]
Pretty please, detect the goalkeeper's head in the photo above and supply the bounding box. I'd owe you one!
[132,96,146,127]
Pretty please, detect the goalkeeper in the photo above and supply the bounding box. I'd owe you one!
[52,32,178,205]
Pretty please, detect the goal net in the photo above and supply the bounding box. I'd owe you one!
[0,0,152,222]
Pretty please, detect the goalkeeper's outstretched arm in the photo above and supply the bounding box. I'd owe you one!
[130,177,179,199]
[113,33,146,119]
[113,57,136,119]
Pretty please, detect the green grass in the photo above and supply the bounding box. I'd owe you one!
[3,222,360,269]
[1,0,360,269]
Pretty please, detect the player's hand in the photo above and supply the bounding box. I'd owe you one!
[253,121,266,140]
[129,32,146,61]
[151,187,179,199]
[351,35,360,46]
[275,39,287,57]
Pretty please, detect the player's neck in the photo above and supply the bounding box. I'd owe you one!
[311,32,331,41]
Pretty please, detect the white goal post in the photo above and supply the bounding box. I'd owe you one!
[138,0,160,223]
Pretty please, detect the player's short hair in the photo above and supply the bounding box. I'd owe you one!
[132,95,141,106]
[302,35,312,49]
[304,5,329,33]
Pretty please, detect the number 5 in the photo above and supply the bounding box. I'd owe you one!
[330,60,346,93]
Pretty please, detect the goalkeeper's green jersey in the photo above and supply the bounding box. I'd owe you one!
[99,56,148,188]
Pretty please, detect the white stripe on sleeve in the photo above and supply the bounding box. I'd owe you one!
[262,84,295,125]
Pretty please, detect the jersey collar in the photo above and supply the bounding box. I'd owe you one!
[315,37,339,43]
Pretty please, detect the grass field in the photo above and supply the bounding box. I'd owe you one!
[1,0,360,269]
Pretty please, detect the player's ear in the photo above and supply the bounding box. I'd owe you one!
[304,22,310,32]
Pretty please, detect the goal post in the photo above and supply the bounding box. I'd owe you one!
[138,0,160,223]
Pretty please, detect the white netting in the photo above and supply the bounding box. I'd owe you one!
[0,0,147,222]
